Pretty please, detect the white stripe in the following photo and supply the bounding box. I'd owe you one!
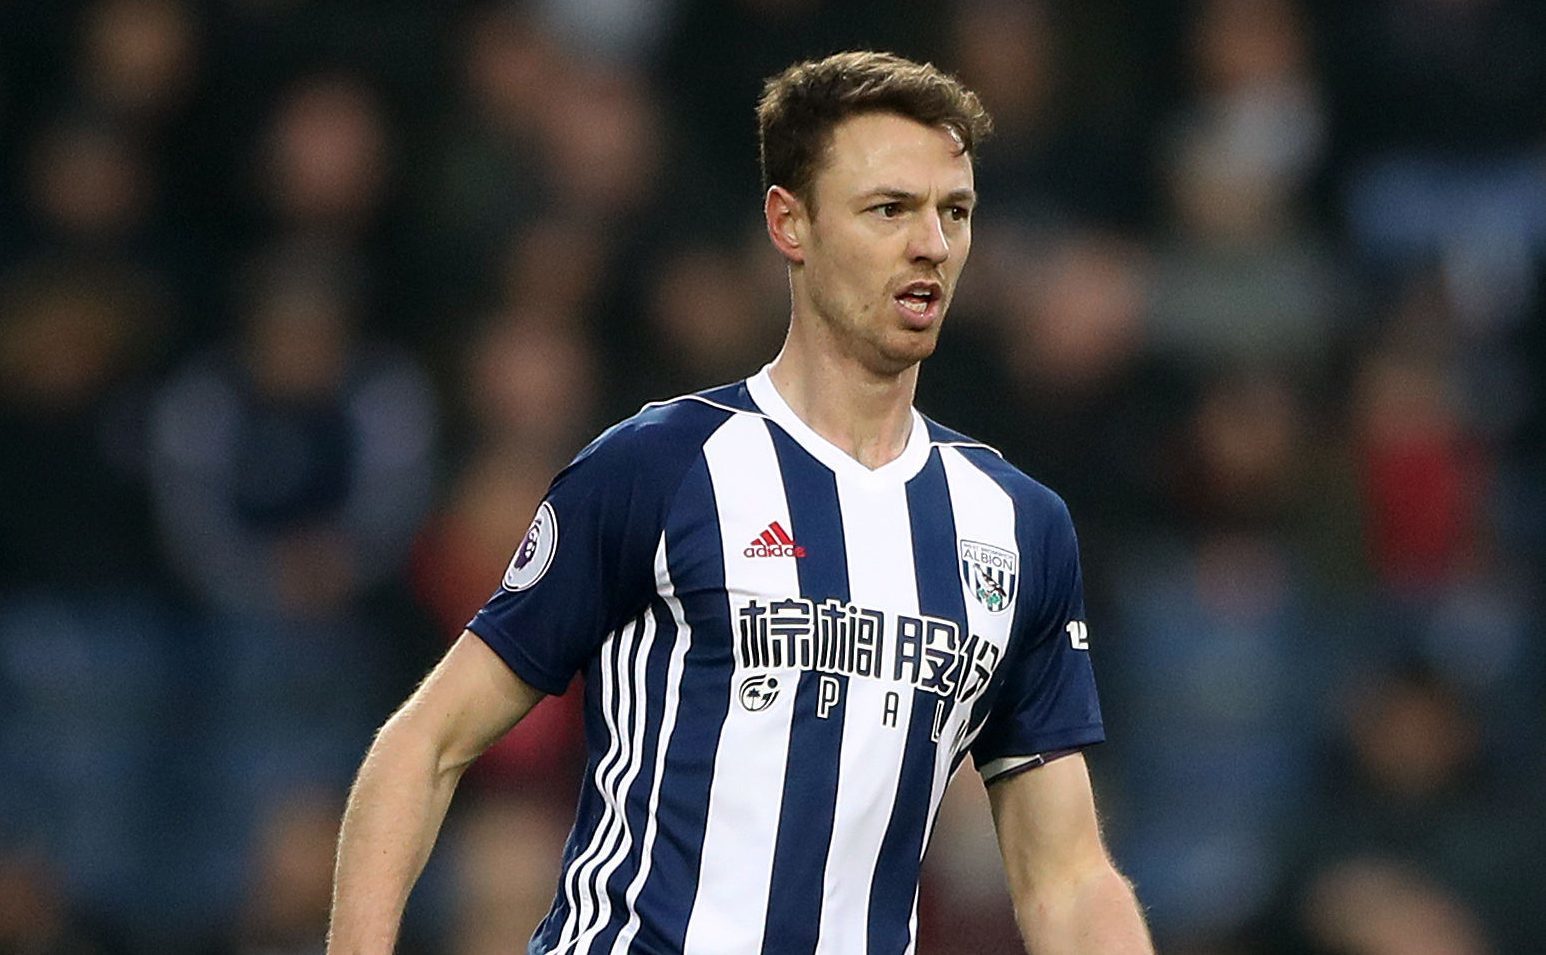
[978,754,1043,782]
[555,620,638,950]
[610,535,696,955]
[571,609,658,952]
[640,393,767,420]
[813,472,920,955]
[922,446,1019,848]
[930,438,1002,456]
[682,415,799,955]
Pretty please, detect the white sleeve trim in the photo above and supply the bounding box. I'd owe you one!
[978,753,1046,783]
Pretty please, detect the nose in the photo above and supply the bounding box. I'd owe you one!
[907,208,950,265]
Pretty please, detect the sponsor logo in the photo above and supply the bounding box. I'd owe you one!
[502,501,558,591]
[734,597,1002,706]
[738,674,781,712]
[959,539,1018,614]
[745,520,806,558]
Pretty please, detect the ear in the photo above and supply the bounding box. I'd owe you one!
[764,186,806,265]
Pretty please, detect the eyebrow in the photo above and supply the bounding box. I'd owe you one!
[860,187,978,206]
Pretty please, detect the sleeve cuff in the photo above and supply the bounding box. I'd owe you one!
[980,748,1082,785]
[466,616,572,696]
[973,722,1105,782]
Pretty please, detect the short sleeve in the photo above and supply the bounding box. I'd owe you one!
[971,496,1105,783]
[467,426,673,695]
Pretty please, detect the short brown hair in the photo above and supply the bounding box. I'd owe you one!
[756,51,993,206]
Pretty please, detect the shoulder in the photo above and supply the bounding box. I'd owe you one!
[557,379,756,494]
[924,415,1076,545]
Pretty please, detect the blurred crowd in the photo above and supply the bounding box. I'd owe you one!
[1,0,1544,952]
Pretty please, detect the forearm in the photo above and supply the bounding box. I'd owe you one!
[1015,862,1153,955]
[328,712,467,954]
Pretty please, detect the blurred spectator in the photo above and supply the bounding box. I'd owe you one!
[638,237,788,399]
[145,242,436,928]
[494,218,613,332]
[259,74,391,242]
[1149,0,1344,367]
[980,233,1180,538]
[1282,666,1546,952]
[0,852,105,955]
[532,62,663,226]
[22,113,155,254]
[950,0,1149,228]
[532,0,675,66]
[460,309,598,460]
[148,243,434,615]
[1351,335,1485,593]
[217,789,343,955]
[1107,529,1327,947]
[415,7,560,302]
[1175,371,1307,531]
[1324,0,1546,329]
[443,793,573,955]
[1300,857,1492,955]
[0,261,168,589]
[0,589,177,947]
[74,0,200,130]
[1320,0,1546,160]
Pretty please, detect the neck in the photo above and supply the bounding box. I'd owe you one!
[766,319,919,471]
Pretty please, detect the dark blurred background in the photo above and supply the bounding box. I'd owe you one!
[1,0,1543,952]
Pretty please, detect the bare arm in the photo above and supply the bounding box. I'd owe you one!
[328,631,545,954]
[988,753,1153,955]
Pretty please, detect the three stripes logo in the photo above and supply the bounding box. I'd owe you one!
[744,520,806,559]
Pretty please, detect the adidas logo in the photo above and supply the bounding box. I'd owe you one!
[744,521,806,558]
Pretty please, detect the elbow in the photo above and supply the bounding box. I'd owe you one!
[372,703,477,784]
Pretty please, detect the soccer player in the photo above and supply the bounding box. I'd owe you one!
[329,51,1153,954]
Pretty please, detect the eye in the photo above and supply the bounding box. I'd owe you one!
[872,201,904,218]
[946,205,972,222]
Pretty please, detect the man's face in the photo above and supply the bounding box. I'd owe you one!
[795,111,976,376]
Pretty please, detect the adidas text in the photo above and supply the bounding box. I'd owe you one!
[745,543,807,558]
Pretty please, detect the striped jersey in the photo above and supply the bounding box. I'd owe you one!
[469,367,1104,955]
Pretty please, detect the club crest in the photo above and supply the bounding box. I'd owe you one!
[959,540,1018,614]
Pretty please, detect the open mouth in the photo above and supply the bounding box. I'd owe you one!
[895,281,943,317]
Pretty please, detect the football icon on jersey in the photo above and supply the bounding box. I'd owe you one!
[738,674,780,712]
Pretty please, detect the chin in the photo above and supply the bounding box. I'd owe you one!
[872,333,940,375]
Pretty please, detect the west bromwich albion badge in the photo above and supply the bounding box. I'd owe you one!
[959,539,1018,614]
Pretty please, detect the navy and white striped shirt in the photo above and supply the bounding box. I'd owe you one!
[469,367,1104,955]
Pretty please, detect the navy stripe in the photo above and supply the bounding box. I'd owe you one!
[760,425,850,955]
[629,456,734,953]
[589,598,679,953]
[868,451,966,954]
[693,379,760,413]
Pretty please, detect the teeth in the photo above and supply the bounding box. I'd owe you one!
[901,297,928,313]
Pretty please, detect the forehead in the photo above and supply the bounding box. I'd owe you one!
[814,111,974,198]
